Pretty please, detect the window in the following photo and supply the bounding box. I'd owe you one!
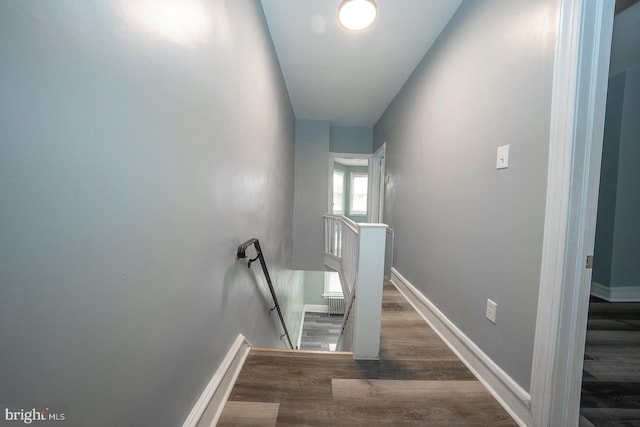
[323,271,343,296]
[349,172,368,215]
[332,169,344,214]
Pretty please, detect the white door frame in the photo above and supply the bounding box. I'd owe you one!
[530,1,614,426]
[369,143,386,223]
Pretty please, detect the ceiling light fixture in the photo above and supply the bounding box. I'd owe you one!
[338,0,377,31]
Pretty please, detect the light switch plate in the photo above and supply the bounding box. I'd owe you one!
[496,145,510,169]
[486,299,497,324]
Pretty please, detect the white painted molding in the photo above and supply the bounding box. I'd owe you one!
[390,268,531,427]
[352,224,387,360]
[324,255,341,273]
[303,304,330,313]
[369,143,386,223]
[591,282,640,302]
[530,1,614,426]
[297,310,307,349]
[181,334,251,427]
[328,151,378,216]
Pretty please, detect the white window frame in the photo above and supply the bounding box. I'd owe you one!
[323,271,343,297]
[332,169,345,214]
[349,172,368,216]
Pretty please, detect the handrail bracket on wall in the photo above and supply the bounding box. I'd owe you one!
[236,238,295,349]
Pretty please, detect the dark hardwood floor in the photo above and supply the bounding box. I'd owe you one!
[580,296,640,427]
[219,282,517,426]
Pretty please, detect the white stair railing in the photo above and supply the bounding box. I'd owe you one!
[324,215,358,297]
[323,214,387,360]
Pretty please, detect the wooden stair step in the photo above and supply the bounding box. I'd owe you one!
[331,379,515,423]
[217,401,279,427]
[251,347,353,357]
[333,378,493,403]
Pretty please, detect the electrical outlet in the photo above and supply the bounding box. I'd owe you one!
[486,299,497,324]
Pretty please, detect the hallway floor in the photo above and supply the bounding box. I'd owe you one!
[580,297,640,427]
[218,282,516,426]
[299,311,343,351]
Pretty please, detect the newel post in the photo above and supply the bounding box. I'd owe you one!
[352,224,387,360]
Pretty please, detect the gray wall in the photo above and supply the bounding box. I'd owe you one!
[0,1,298,426]
[594,67,640,290]
[609,2,640,75]
[374,0,556,391]
[593,3,640,294]
[593,72,625,286]
[292,120,330,270]
[284,271,306,349]
[612,67,640,287]
[330,125,373,154]
[304,270,327,307]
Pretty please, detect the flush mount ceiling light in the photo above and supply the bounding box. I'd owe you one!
[338,0,377,31]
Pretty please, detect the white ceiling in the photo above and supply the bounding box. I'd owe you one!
[260,0,463,127]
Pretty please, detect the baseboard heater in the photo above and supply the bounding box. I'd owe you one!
[325,295,346,315]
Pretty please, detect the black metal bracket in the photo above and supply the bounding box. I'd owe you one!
[248,255,259,269]
[236,238,258,261]
[236,238,294,350]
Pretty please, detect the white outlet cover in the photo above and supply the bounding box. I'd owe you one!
[496,145,509,169]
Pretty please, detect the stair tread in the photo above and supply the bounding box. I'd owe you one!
[251,347,353,357]
[217,401,279,427]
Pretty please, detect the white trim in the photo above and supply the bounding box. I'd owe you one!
[530,1,614,426]
[328,152,372,216]
[390,268,530,427]
[348,171,368,216]
[323,271,344,297]
[332,168,345,215]
[591,282,640,302]
[303,304,329,313]
[324,254,341,272]
[352,224,387,360]
[329,149,386,223]
[349,223,388,228]
[369,143,386,223]
[297,309,305,349]
[181,334,251,427]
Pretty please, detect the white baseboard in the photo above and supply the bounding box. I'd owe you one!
[390,268,531,427]
[591,281,640,302]
[182,334,251,427]
[303,304,329,313]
